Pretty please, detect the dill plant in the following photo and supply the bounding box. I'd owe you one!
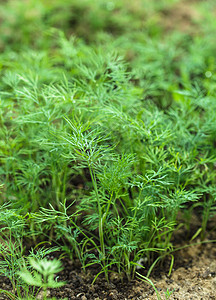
[0,0,216,288]
[0,202,30,298]
[19,257,66,300]
[0,42,215,280]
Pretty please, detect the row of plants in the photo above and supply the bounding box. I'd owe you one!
[0,0,216,298]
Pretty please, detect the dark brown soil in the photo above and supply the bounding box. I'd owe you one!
[44,214,215,299]
[0,211,216,299]
[1,232,215,299]
[48,239,216,299]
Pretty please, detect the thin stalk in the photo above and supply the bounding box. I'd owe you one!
[52,166,61,211]
[43,278,47,300]
[127,189,142,280]
[61,166,68,203]
[88,165,108,281]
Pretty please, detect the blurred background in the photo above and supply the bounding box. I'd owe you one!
[1,0,216,110]
[1,0,216,50]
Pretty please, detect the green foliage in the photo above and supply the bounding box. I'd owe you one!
[0,0,216,291]
[19,258,66,300]
[0,202,28,298]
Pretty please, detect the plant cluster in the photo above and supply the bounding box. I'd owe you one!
[0,0,216,298]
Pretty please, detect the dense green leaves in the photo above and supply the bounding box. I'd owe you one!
[0,1,216,295]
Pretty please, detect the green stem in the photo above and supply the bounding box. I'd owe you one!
[88,165,108,281]
[61,166,68,203]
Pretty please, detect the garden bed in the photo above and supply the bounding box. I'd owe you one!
[1,241,215,299]
[1,1,216,299]
[1,217,216,299]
